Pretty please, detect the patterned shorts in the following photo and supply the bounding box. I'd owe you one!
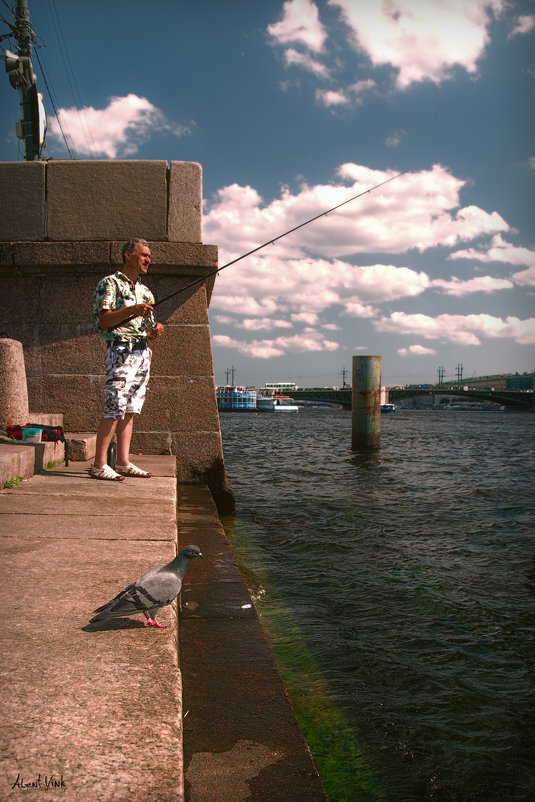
[102,343,152,419]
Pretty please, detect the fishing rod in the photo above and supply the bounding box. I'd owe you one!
[153,169,408,310]
[115,169,408,331]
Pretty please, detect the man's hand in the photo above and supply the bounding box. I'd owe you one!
[147,322,164,339]
[99,303,154,329]
[133,302,154,318]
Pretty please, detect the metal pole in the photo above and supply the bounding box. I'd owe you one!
[4,0,42,160]
[352,355,381,450]
[16,1,36,160]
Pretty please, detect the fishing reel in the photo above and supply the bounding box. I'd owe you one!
[140,310,156,331]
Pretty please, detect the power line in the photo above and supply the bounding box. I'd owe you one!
[33,44,74,158]
[46,0,97,158]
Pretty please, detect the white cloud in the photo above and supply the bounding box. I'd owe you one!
[316,88,350,106]
[385,129,406,148]
[209,256,432,327]
[328,0,507,88]
[350,78,377,95]
[342,301,377,318]
[213,315,235,325]
[268,0,327,53]
[212,334,283,359]
[431,275,514,295]
[205,164,509,261]
[237,318,293,331]
[204,164,529,360]
[511,266,535,288]
[449,234,535,267]
[291,311,320,325]
[279,78,302,92]
[284,48,331,77]
[213,331,339,359]
[398,344,437,356]
[508,14,535,38]
[316,79,377,107]
[378,312,535,346]
[212,294,281,316]
[49,93,189,158]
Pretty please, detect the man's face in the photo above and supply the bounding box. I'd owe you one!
[125,244,151,274]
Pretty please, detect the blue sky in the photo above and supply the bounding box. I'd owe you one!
[1,0,534,388]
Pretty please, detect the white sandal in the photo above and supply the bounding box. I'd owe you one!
[115,462,152,478]
[90,464,125,481]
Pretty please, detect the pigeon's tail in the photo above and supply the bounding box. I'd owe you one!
[89,599,129,623]
[90,584,132,622]
[89,582,158,623]
[89,608,113,624]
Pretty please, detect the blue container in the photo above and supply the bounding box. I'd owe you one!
[22,427,42,442]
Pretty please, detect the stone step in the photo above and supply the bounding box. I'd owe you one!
[0,444,35,487]
[25,412,64,427]
[0,440,66,487]
[0,425,95,488]
[64,432,97,462]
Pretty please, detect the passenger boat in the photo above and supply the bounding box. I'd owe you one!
[216,386,257,411]
[256,395,299,412]
[381,403,396,413]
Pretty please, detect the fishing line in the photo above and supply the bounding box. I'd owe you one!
[113,170,408,330]
[47,0,98,158]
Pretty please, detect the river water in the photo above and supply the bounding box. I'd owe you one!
[219,407,535,802]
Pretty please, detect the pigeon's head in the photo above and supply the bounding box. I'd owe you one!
[182,545,203,560]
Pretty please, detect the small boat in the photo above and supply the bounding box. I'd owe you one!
[381,403,396,413]
[257,395,299,412]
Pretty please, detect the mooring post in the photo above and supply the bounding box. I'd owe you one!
[351,355,381,449]
[0,338,29,428]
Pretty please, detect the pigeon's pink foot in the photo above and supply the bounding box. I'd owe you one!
[144,617,167,628]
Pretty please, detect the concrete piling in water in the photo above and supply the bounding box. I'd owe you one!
[352,355,381,450]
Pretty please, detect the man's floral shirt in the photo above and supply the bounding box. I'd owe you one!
[93,271,154,343]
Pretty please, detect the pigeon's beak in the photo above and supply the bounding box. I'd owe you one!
[198,552,204,559]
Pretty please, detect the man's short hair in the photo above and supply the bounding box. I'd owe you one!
[122,238,149,262]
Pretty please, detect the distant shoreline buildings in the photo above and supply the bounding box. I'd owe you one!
[455,373,533,391]
[218,372,533,393]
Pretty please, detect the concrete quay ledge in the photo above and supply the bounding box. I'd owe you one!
[0,459,327,801]
[178,485,328,801]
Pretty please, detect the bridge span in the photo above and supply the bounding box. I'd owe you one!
[291,387,534,411]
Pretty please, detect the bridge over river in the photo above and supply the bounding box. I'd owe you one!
[291,387,534,411]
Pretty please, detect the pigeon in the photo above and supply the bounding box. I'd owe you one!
[89,544,203,628]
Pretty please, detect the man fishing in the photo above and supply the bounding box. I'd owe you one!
[87,173,406,482]
[90,238,164,481]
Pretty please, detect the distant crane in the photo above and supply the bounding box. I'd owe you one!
[3,0,46,160]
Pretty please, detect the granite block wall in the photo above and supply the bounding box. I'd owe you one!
[0,160,233,512]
